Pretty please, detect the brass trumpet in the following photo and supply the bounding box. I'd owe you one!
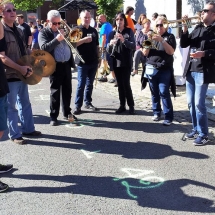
[142,30,158,49]
[58,19,85,63]
[166,16,201,28]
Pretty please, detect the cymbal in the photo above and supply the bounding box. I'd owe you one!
[17,55,43,85]
[31,50,56,77]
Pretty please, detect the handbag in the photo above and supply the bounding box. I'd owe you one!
[144,64,159,79]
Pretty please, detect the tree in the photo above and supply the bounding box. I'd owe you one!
[11,0,45,11]
[186,0,205,14]
[94,0,123,24]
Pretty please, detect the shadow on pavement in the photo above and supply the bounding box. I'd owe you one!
[28,134,209,160]
[4,173,215,213]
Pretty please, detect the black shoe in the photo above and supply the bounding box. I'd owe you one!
[73,107,81,115]
[98,76,108,82]
[50,119,58,126]
[129,106,136,115]
[22,131,42,136]
[115,106,126,114]
[84,104,99,111]
[0,181,9,193]
[0,164,13,174]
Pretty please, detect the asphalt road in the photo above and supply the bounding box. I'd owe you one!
[0,75,215,215]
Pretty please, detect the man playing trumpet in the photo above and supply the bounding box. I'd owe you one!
[0,2,41,144]
[180,1,215,145]
[39,10,76,126]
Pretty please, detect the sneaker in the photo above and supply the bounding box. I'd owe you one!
[152,115,160,121]
[193,136,209,146]
[129,106,136,115]
[73,107,81,115]
[0,181,9,193]
[115,106,126,114]
[162,120,172,126]
[22,131,42,136]
[0,164,13,173]
[11,137,27,145]
[185,130,198,139]
[108,78,116,83]
[50,119,58,126]
[63,114,78,121]
[98,76,107,82]
[84,104,99,111]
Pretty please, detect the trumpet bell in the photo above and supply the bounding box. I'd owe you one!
[142,40,152,49]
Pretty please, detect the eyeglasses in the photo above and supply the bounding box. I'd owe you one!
[156,23,164,27]
[4,8,16,13]
[202,9,210,13]
[202,9,215,13]
[52,22,61,25]
[116,18,123,21]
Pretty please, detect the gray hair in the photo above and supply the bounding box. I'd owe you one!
[80,10,91,18]
[47,10,61,20]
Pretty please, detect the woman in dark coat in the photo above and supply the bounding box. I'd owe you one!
[107,12,136,114]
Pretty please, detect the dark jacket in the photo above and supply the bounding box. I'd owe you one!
[180,23,215,83]
[2,21,28,79]
[0,37,9,97]
[106,27,135,68]
[38,26,75,68]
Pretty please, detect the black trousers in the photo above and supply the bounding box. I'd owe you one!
[114,66,134,107]
[49,61,72,119]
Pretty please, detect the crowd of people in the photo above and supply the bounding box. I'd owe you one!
[1,1,215,192]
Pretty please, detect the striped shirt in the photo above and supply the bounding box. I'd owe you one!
[53,31,71,62]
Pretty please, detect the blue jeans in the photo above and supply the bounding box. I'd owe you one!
[75,63,98,108]
[186,72,209,137]
[148,69,173,121]
[7,81,35,139]
[0,95,8,131]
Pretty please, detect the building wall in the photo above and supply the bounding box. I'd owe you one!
[123,0,197,21]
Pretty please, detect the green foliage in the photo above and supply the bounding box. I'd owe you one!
[49,0,65,9]
[11,0,45,11]
[94,0,123,23]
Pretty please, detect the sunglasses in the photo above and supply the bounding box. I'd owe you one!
[4,8,16,13]
[156,24,163,27]
[52,22,61,25]
[202,9,210,13]
[116,18,123,21]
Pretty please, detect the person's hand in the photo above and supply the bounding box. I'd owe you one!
[182,15,189,33]
[190,51,205,58]
[56,33,64,42]
[19,66,33,77]
[83,36,92,43]
[110,38,117,46]
[116,33,124,42]
[152,34,163,42]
